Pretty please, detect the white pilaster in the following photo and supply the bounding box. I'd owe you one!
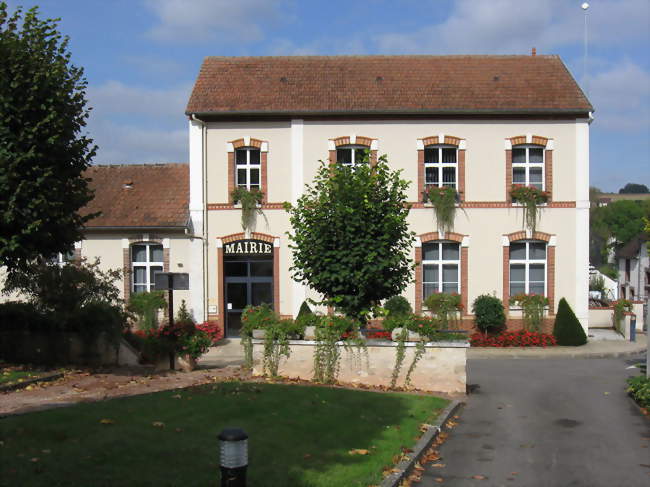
[291,119,307,316]
[575,120,590,331]
[188,118,206,322]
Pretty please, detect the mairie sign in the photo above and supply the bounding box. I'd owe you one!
[224,239,273,256]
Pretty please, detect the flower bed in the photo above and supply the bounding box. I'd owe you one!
[470,330,557,347]
[196,321,223,344]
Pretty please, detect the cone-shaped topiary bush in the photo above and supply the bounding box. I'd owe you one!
[553,298,587,346]
[297,300,313,318]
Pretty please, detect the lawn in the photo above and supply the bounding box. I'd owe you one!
[0,381,448,487]
[0,367,44,386]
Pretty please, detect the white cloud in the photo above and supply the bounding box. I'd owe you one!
[374,0,650,54]
[87,80,192,119]
[589,60,650,132]
[85,81,192,164]
[144,0,287,44]
[88,119,187,164]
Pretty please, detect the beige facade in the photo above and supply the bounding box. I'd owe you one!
[189,116,591,335]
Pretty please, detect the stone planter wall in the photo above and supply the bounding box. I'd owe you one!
[251,340,468,394]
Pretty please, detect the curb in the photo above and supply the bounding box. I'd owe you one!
[468,346,647,360]
[381,400,464,487]
[0,372,63,393]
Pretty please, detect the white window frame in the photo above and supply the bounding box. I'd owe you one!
[424,144,458,189]
[509,240,547,297]
[512,144,545,190]
[336,144,369,166]
[422,241,461,298]
[131,243,164,293]
[235,147,261,190]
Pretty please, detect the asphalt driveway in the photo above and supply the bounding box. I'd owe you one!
[423,355,649,486]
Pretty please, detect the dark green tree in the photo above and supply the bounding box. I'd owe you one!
[0,4,96,272]
[619,183,649,194]
[553,298,587,346]
[287,156,415,321]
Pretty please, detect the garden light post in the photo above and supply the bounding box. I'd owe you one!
[218,428,248,487]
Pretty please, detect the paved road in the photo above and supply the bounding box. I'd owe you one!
[422,355,649,487]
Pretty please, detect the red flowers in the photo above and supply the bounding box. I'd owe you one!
[470,330,557,348]
[196,321,223,345]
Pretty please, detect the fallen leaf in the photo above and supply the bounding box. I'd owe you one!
[434,478,444,483]
[303,454,311,459]
[152,421,165,428]
[348,449,369,455]
[472,475,486,480]
[30,458,39,462]
[431,463,446,468]
[604,392,610,395]
[99,419,114,425]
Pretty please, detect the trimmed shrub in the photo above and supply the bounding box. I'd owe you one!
[0,301,51,331]
[472,295,506,333]
[384,295,412,317]
[553,298,587,346]
[297,300,313,318]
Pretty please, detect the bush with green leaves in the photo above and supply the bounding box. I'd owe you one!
[383,295,412,317]
[1,259,126,363]
[423,293,462,329]
[128,291,167,331]
[0,301,51,332]
[472,294,506,334]
[287,155,415,321]
[626,375,650,409]
[552,298,587,346]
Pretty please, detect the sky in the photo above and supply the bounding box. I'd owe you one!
[4,0,650,192]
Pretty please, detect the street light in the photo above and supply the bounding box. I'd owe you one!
[218,428,248,487]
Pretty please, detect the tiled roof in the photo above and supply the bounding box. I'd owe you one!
[186,55,592,116]
[82,164,189,229]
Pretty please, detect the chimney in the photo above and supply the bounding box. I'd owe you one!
[531,47,537,56]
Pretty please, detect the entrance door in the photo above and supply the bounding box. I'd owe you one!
[224,258,273,337]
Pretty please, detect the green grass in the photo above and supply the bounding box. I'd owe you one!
[0,369,40,385]
[0,381,448,487]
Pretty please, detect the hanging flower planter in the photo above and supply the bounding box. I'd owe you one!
[509,185,549,234]
[424,186,458,234]
[230,187,264,233]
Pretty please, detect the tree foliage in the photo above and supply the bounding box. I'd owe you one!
[287,156,415,321]
[619,183,649,194]
[3,258,122,322]
[0,4,96,271]
[593,200,650,244]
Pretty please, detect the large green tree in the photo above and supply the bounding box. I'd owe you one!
[287,156,415,321]
[619,183,649,194]
[0,4,96,271]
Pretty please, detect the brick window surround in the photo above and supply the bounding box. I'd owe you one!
[505,135,553,203]
[502,231,555,315]
[122,237,170,304]
[414,231,468,316]
[227,137,269,203]
[216,232,280,331]
[328,135,378,165]
[417,135,466,202]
